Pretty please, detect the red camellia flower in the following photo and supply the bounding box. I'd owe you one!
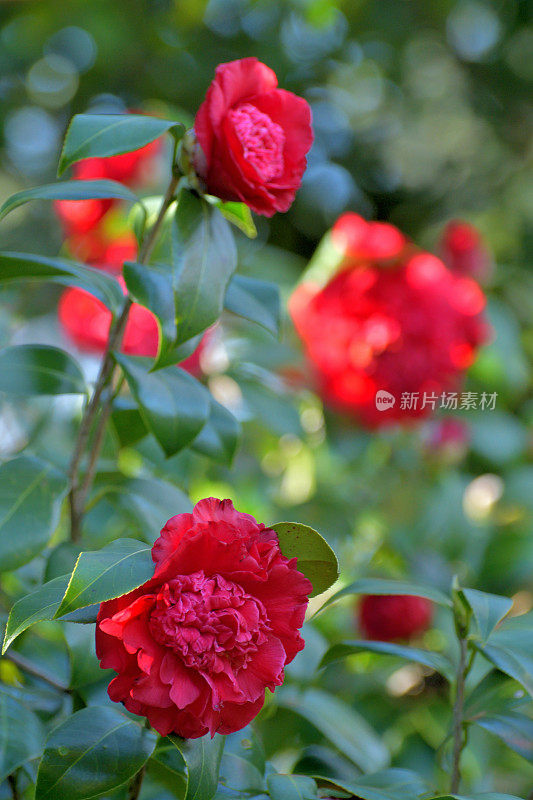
[290,213,489,428]
[96,498,312,738]
[440,220,492,282]
[359,594,433,642]
[58,281,207,371]
[194,57,313,216]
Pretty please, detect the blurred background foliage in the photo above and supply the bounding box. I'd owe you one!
[0,0,532,796]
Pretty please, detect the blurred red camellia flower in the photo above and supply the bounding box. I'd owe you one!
[424,417,470,463]
[440,220,492,282]
[96,498,312,738]
[58,281,206,372]
[359,594,433,642]
[194,57,313,216]
[290,213,489,428]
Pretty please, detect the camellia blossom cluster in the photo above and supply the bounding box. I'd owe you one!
[358,594,433,642]
[290,213,490,428]
[96,498,312,738]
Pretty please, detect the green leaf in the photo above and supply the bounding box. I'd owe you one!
[114,353,210,457]
[475,712,533,763]
[35,706,156,800]
[0,179,140,221]
[170,189,237,347]
[428,795,525,800]
[271,522,338,598]
[110,396,148,447]
[208,198,257,238]
[224,274,281,336]
[0,455,67,572]
[276,687,389,772]
[220,728,265,794]
[0,252,124,312]
[58,113,185,175]
[191,395,240,465]
[123,261,177,361]
[464,670,523,719]
[168,733,225,800]
[317,768,430,800]
[64,623,106,689]
[266,774,319,800]
[2,575,69,654]
[473,614,533,696]
[319,577,452,614]
[461,588,513,642]
[0,687,45,783]
[55,538,153,617]
[0,345,86,396]
[320,640,454,679]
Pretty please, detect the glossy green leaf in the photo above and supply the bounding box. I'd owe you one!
[0,455,67,572]
[461,588,513,642]
[224,274,281,336]
[464,671,524,719]
[171,189,237,346]
[58,113,185,174]
[0,179,140,221]
[209,198,257,238]
[114,353,210,457]
[2,575,69,654]
[168,733,225,800]
[0,345,86,396]
[317,768,430,800]
[220,728,265,794]
[35,706,156,799]
[475,712,533,762]
[319,577,452,614]
[0,252,124,312]
[267,774,319,800]
[110,396,148,447]
[149,738,187,795]
[55,538,153,617]
[473,614,533,696]
[191,395,241,465]
[0,687,45,783]
[276,687,389,772]
[271,522,338,598]
[320,640,454,679]
[428,794,524,800]
[123,261,177,361]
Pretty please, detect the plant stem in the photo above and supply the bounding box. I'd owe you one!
[67,173,180,541]
[450,636,469,793]
[3,650,70,693]
[127,764,146,800]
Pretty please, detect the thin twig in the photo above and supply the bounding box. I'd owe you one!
[450,636,468,792]
[3,650,70,693]
[67,172,180,541]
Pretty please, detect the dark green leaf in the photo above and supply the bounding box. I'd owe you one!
[123,261,177,361]
[276,687,389,772]
[267,774,319,800]
[475,712,533,763]
[209,198,257,238]
[114,354,210,457]
[0,252,124,312]
[0,455,67,572]
[473,616,533,696]
[461,588,513,642]
[110,396,148,447]
[225,274,280,336]
[220,728,265,794]
[427,795,524,800]
[55,538,153,617]
[35,706,156,800]
[170,189,237,347]
[64,623,107,689]
[317,768,430,800]
[465,671,524,719]
[0,179,140,221]
[319,577,452,614]
[320,640,454,678]
[58,113,185,174]
[271,522,338,598]
[0,687,45,783]
[0,345,86,396]
[191,395,241,465]
[168,733,225,800]
[2,575,69,654]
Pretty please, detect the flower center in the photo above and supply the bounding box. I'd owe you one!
[228,103,285,181]
[149,571,270,674]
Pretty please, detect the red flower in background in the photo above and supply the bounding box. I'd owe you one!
[194,57,313,216]
[440,220,492,282]
[359,595,433,642]
[96,498,311,738]
[290,213,489,428]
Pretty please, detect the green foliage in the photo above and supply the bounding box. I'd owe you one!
[271,522,338,597]
[0,179,140,220]
[0,687,45,783]
[0,345,86,396]
[168,735,225,800]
